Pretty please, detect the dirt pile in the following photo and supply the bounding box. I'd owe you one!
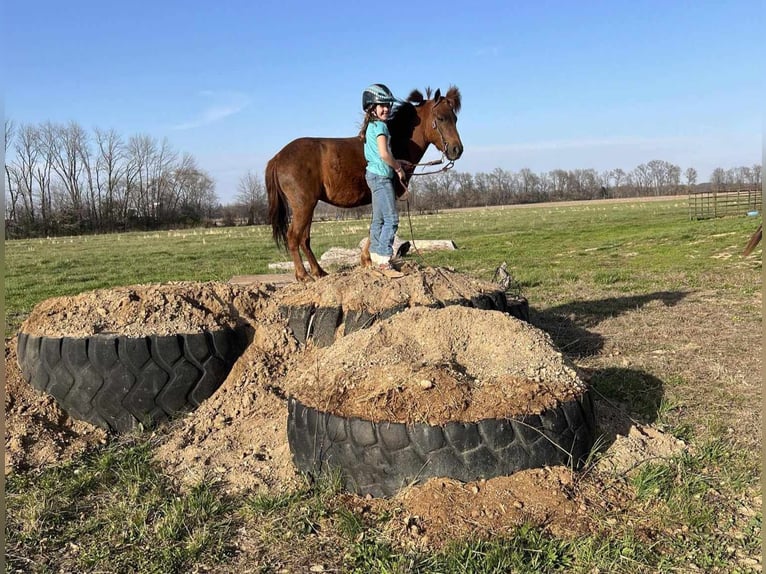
[5,268,687,545]
[272,263,504,311]
[281,305,587,424]
[20,281,273,337]
[152,314,301,494]
[5,338,108,472]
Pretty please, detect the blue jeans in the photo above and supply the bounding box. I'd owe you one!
[366,171,399,259]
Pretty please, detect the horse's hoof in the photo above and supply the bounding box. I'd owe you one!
[296,275,315,283]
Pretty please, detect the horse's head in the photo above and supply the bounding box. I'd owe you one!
[424,86,463,161]
[388,86,464,163]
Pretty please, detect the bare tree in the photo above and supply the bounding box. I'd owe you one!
[5,119,18,222]
[453,171,477,206]
[33,122,58,232]
[472,172,493,206]
[11,124,39,224]
[646,160,681,196]
[490,168,513,205]
[94,128,126,229]
[126,134,177,221]
[609,169,627,196]
[630,164,651,196]
[710,167,726,190]
[47,121,90,227]
[170,153,217,221]
[151,138,179,220]
[519,168,540,202]
[236,170,267,225]
[127,134,153,218]
[685,167,698,189]
[549,169,568,201]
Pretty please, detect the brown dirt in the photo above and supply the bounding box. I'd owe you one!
[5,338,108,472]
[152,315,302,495]
[271,262,506,312]
[20,281,274,337]
[5,267,691,547]
[281,305,587,424]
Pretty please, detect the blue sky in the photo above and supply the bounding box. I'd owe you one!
[5,0,762,203]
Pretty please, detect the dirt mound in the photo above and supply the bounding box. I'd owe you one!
[20,281,274,337]
[395,467,586,543]
[281,306,586,424]
[272,264,504,312]
[152,312,301,495]
[5,338,108,473]
[5,267,687,546]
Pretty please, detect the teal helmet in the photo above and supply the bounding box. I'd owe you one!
[362,83,395,111]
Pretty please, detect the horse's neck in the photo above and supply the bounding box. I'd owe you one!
[406,130,429,163]
[406,108,432,162]
[389,106,431,163]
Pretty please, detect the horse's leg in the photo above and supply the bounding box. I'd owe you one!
[287,208,313,282]
[299,219,328,278]
[360,236,372,268]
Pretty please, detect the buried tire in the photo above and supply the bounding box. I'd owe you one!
[279,291,529,347]
[16,328,247,434]
[287,391,596,498]
[272,265,529,347]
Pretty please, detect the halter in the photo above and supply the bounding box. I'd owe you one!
[409,102,457,176]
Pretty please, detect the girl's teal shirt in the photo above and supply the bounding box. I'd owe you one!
[364,120,394,178]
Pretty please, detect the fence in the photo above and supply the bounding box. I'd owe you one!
[688,187,762,220]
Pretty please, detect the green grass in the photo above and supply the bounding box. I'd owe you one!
[6,438,237,573]
[5,198,762,572]
[5,199,758,335]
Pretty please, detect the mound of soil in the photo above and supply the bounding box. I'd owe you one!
[281,306,586,425]
[5,267,688,548]
[5,338,108,472]
[395,467,585,542]
[20,281,274,337]
[272,264,506,312]
[152,313,302,494]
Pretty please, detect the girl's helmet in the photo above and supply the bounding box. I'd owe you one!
[362,83,395,111]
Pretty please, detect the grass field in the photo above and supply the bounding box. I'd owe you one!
[5,197,763,572]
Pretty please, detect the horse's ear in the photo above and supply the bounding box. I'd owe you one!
[445,86,461,113]
[433,88,442,103]
[407,90,424,105]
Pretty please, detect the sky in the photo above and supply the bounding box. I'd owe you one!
[4,0,762,204]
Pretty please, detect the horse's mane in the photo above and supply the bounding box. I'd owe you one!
[387,99,418,141]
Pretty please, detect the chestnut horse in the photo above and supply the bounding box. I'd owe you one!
[266,86,463,281]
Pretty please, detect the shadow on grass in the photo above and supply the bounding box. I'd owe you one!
[589,367,665,430]
[530,290,688,358]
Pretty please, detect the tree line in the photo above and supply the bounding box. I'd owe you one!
[4,119,761,238]
[4,120,218,238]
[308,161,761,220]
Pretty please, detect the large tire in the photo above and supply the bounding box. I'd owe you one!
[287,390,596,498]
[16,329,247,433]
[280,292,529,347]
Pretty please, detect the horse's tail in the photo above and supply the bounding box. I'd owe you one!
[266,157,289,250]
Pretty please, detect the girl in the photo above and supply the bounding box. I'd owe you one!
[360,83,407,273]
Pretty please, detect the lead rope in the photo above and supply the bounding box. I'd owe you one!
[399,181,472,302]
[398,116,455,265]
